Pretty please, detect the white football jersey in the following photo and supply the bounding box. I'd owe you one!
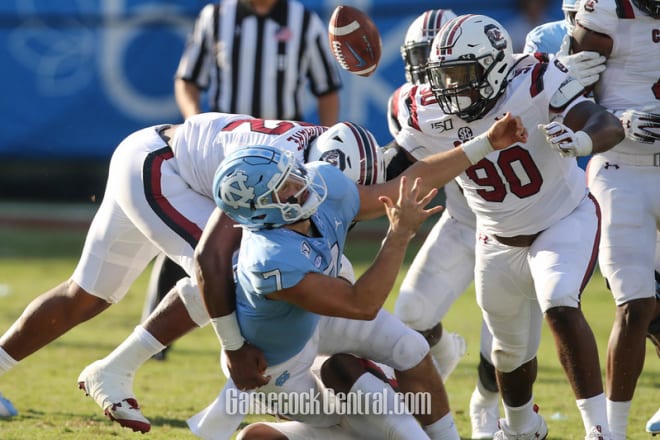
[393,57,590,236]
[388,83,476,227]
[576,0,660,154]
[172,112,325,199]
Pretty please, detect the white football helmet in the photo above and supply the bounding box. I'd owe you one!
[427,14,514,122]
[307,122,385,186]
[401,9,457,84]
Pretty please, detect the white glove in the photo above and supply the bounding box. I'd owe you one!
[555,35,606,88]
[620,109,660,144]
[538,122,593,157]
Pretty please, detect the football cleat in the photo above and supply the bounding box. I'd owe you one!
[647,407,660,435]
[78,360,151,433]
[430,331,467,381]
[493,405,548,440]
[0,392,17,417]
[584,425,612,439]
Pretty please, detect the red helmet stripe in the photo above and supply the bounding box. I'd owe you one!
[440,14,474,56]
[344,122,377,185]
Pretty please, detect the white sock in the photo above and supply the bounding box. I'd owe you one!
[576,393,609,435]
[343,373,428,440]
[423,411,461,440]
[103,326,165,373]
[473,379,499,406]
[606,399,631,440]
[0,348,17,374]
[502,397,537,433]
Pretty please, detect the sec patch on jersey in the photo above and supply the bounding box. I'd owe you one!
[328,5,382,77]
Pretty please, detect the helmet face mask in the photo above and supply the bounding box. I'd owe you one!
[632,0,660,17]
[400,9,458,84]
[562,0,579,32]
[214,146,327,230]
[427,15,513,122]
[427,61,486,116]
[401,40,433,84]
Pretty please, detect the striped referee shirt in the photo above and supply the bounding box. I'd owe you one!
[176,0,342,121]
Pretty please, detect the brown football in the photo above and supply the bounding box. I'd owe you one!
[328,5,382,77]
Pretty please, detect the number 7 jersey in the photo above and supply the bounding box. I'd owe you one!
[392,56,591,237]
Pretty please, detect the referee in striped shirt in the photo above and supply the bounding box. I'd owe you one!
[174,0,343,125]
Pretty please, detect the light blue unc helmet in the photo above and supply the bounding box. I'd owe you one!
[213,146,327,230]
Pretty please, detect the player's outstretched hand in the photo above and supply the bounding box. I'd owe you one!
[225,343,271,390]
[487,112,528,149]
[378,176,443,241]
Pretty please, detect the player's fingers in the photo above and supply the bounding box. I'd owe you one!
[417,187,438,207]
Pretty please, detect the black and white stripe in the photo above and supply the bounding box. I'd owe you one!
[176,0,342,120]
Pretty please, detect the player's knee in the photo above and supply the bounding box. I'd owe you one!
[491,348,527,373]
[394,293,434,331]
[320,353,363,394]
[176,278,209,327]
[237,423,288,440]
[477,353,498,393]
[390,330,430,371]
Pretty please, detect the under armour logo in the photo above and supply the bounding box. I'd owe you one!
[478,233,489,244]
[603,162,619,170]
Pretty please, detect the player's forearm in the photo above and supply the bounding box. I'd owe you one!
[581,109,624,154]
[317,92,340,126]
[174,78,202,119]
[194,209,242,318]
[350,229,413,319]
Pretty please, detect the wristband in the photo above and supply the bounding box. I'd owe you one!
[210,312,245,351]
[573,130,593,156]
[462,132,494,164]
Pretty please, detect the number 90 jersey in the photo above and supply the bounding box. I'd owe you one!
[171,112,326,200]
[392,56,590,237]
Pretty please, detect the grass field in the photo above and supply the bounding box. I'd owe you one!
[0,214,658,439]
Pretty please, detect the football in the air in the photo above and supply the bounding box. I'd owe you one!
[328,5,382,77]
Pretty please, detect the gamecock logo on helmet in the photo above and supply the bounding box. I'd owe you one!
[485,24,507,50]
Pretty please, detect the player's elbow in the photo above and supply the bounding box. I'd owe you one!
[351,302,380,320]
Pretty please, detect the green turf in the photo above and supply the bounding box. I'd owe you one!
[0,222,657,439]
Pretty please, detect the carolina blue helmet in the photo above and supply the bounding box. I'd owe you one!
[214,146,327,230]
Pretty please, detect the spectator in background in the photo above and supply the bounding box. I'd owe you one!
[503,0,554,52]
[142,0,344,359]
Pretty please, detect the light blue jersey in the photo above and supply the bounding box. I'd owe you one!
[523,20,567,55]
[234,162,360,365]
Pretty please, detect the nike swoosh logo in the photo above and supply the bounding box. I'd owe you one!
[345,42,366,67]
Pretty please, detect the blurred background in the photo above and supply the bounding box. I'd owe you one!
[0,0,562,202]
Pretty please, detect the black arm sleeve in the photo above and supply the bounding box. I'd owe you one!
[385,143,416,181]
